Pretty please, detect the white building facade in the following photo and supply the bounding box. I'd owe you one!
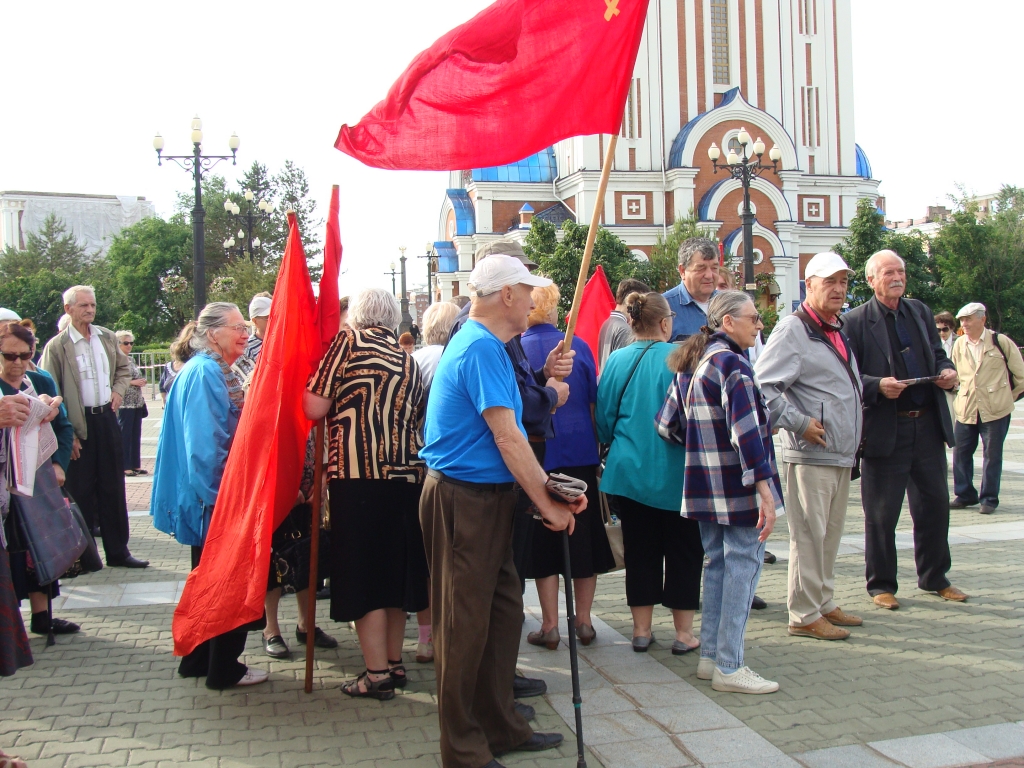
[432,0,880,315]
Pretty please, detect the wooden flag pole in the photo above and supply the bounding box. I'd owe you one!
[304,417,326,694]
[561,133,618,355]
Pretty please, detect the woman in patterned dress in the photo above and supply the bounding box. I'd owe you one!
[304,288,428,701]
[115,330,148,476]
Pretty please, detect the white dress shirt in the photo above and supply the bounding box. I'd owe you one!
[68,323,112,407]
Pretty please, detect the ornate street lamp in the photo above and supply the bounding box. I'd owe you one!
[708,127,782,299]
[418,242,436,306]
[386,262,398,297]
[154,117,239,319]
[223,189,273,264]
[398,246,412,335]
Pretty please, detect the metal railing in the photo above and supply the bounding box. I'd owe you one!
[131,350,172,400]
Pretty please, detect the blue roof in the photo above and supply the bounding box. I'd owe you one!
[445,189,476,236]
[855,144,873,179]
[472,147,558,183]
[519,202,534,212]
[433,241,459,273]
[697,179,732,220]
[669,87,742,169]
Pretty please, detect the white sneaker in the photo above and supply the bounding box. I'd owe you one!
[235,667,269,687]
[711,666,779,694]
[696,657,715,680]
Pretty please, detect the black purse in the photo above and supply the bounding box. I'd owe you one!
[58,490,103,579]
[11,463,88,585]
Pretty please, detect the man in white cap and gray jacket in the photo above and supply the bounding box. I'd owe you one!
[755,252,864,640]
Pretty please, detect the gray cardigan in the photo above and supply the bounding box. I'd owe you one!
[754,314,863,467]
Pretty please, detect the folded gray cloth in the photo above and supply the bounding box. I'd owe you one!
[545,472,587,502]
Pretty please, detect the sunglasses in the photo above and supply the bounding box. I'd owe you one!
[936,326,951,332]
[119,341,134,346]
[1,352,33,362]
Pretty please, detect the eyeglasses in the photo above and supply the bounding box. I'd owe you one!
[736,312,764,324]
[1,352,33,362]
[119,341,134,346]
[220,323,251,336]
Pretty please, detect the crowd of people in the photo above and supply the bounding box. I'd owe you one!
[0,235,1019,768]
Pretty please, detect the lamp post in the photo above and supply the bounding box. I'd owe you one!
[386,262,398,297]
[222,189,273,265]
[154,117,239,319]
[418,242,436,306]
[398,246,413,335]
[707,128,782,299]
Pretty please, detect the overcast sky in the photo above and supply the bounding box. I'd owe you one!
[3,1,1020,297]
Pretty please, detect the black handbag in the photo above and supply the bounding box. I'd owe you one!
[11,462,88,585]
[58,490,103,579]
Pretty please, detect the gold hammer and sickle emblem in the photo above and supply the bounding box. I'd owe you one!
[604,0,620,21]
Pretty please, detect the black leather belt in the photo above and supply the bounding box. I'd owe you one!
[427,469,515,493]
[86,402,113,415]
[896,407,929,418]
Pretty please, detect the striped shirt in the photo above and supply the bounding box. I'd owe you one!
[308,327,425,483]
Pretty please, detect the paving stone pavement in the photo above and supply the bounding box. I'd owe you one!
[3,399,1024,767]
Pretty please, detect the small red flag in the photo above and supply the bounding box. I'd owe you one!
[574,265,616,364]
[335,0,650,170]
[172,212,321,657]
[318,186,343,354]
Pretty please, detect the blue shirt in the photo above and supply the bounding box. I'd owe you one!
[664,283,717,342]
[521,324,600,470]
[421,319,525,483]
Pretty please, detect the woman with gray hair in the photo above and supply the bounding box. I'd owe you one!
[411,301,459,397]
[115,330,148,476]
[152,302,268,688]
[304,288,429,700]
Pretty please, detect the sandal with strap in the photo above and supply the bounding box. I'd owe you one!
[341,669,395,700]
[388,659,407,689]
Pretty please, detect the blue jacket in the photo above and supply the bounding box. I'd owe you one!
[663,283,717,342]
[151,354,241,547]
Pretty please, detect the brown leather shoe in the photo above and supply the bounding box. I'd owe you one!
[872,593,900,610]
[936,586,968,602]
[526,627,560,650]
[823,607,863,626]
[788,617,850,640]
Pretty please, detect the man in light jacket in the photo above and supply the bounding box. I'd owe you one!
[755,253,863,640]
[950,302,1024,514]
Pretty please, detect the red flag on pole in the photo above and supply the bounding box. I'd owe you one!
[318,186,343,354]
[172,212,321,657]
[573,265,616,364]
[335,0,650,170]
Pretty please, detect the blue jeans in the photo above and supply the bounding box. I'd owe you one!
[953,414,1010,508]
[698,521,764,672]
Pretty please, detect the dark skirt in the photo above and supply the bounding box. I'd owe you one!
[518,465,617,580]
[0,547,33,676]
[328,478,430,622]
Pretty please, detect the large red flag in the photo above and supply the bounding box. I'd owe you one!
[335,0,650,170]
[318,186,342,355]
[574,264,616,365]
[173,212,321,657]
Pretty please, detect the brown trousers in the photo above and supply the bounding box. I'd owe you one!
[419,475,533,768]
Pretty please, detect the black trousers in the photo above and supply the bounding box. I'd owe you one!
[860,412,952,596]
[614,496,704,610]
[117,406,144,471]
[66,408,130,563]
[177,544,248,689]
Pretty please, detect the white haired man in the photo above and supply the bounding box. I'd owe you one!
[39,286,148,568]
[842,251,963,610]
[950,302,1024,515]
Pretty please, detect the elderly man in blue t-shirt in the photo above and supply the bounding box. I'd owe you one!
[662,237,720,342]
[420,255,586,768]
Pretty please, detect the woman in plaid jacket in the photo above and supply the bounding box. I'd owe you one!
[657,290,784,695]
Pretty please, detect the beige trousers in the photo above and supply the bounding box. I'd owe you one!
[785,463,851,627]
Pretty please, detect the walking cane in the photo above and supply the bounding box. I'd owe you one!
[304,417,326,694]
[561,529,587,768]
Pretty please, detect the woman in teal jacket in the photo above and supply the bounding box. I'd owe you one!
[596,292,703,654]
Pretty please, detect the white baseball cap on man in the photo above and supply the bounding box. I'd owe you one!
[0,307,22,321]
[955,302,986,319]
[468,254,551,297]
[804,252,854,280]
[248,295,272,320]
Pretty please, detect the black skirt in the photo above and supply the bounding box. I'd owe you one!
[517,464,616,580]
[328,478,430,622]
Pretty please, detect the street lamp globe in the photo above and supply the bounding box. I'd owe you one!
[252,237,261,248]
[153,133,164,151]
[753,137,765,156]
[244,189,254,201]
[769,144,782,162]
[737,127,750,146]
[237,229,245,239]
[229,133,240,151]
[224,199,233,212]
[707,142,721,162]
[726,148,740,165]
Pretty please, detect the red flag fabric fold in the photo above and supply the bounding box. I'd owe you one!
[335,0,650,170]
[172,212,321,657]
[318,186,342,355]
[574,264,616,363]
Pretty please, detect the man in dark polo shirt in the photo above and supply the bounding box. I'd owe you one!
[843,249,967,610]
[420,255,585,768]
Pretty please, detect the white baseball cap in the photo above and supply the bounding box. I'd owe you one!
[956,302,986,319]
[468,254,551,297]
[248,295,272,320]
[804,252,854,280]
[0,307,22,321]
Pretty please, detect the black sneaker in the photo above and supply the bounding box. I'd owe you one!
[295,626,338,649]
[30,615,80,635]
[950,497,976,509]
[751,595,767,610]
[264,635,290,659]
[764,551,777,565]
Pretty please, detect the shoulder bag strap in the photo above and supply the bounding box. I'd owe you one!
[991,331,1015,388]
[610,342,656,436]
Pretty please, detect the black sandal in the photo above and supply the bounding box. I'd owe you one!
[341,669,395,700]
[388,659,407,689]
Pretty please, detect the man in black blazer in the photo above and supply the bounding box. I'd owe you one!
[843,250,967,610]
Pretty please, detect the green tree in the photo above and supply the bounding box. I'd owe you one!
[0,213,89,280]
[209,258,277,310]
[0,268,78,344]
[535,220,643,321]
[522,217,558,264]
[273,160,323,279]
[636,212,717,292]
